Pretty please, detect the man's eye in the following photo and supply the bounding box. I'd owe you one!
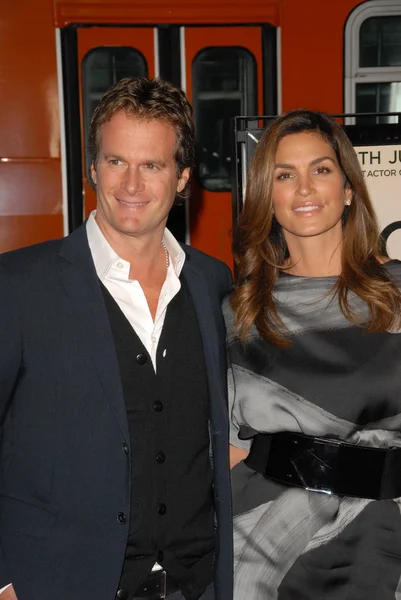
[109,159,121,166]
[145,164,157,170]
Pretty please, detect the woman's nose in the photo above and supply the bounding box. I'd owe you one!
[296,173,315,197]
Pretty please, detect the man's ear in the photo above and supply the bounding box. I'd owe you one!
[90,163,97,186]
[177,167,190,193]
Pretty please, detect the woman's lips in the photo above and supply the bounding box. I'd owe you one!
[293,204,321,213]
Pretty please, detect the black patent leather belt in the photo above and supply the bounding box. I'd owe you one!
[244,431,401,499]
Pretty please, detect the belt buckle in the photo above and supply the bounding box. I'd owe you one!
[133,569,167,599]
[267,432,339,494]
[291,436,339,494]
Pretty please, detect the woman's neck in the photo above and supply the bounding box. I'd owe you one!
[284,233,342,277]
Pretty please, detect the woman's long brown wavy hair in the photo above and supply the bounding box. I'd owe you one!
[230,109,401,347]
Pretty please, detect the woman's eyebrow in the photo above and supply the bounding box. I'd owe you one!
[274,156,336,169]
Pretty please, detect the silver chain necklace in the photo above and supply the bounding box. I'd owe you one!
[162,240,170,270]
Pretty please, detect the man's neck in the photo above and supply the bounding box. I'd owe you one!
[95,215,166,272]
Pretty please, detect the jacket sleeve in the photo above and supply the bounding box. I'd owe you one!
[217,261,233,300]
[0,261,23,587]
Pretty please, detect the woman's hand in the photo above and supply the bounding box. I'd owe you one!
[230,444,249,469]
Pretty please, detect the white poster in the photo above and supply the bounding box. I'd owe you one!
[355,145,401,259]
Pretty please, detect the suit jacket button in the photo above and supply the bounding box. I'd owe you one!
[136,353,147,365]
[153,401,163,412]
[117,512,127,524]
[157,503,166,515]
[116,589,128,600]
[122,443,129,455]
[156,451,165,463]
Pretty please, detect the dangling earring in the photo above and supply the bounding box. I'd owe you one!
[345,198,351,206]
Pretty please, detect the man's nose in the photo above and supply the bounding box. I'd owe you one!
[121,166,144,195]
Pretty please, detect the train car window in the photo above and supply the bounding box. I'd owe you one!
[192,47,257,192]
[360,17,401,68]
[345,1,401,124]
[82,47,148,171]
[356,82,401,123]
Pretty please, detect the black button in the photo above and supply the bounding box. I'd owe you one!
[153,400,163,412]
[157,503,166,515]
[157,550,164,562]
[122,443,129,455]
[116,589,128,600]
[117,512,127,524]
[156,451,165,464]
[136,353,147,365]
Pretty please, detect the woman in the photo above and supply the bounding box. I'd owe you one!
[225,109,401,599]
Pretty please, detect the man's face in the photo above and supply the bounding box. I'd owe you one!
[91,111,190,245]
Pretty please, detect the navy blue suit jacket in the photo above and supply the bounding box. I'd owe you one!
[0,223,233,600]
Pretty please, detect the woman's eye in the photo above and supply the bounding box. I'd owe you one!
[276,172,292,180]
[315,166,330,174]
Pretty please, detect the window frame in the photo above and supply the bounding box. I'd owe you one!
[345,0,401,120]
[192,44,258,192]
[81,45,148,177]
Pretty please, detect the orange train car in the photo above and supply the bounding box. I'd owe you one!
[1,0,400,267]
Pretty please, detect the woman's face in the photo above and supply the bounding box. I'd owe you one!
[272,131,352,246]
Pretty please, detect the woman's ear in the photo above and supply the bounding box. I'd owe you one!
[345,186,352,206]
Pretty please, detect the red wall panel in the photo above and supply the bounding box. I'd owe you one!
[0,0,63,251]
[280,0,364,114]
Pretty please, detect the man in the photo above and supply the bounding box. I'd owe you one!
[0,78,233,600]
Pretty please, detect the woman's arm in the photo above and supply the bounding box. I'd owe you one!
[229,444,249,469]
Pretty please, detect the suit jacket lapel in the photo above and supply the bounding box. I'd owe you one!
[56,225,129,440]
[181,257,226,405]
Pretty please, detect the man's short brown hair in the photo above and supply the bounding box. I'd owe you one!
[88,77,195,203]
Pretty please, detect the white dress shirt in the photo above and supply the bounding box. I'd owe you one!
[86,211,186,371]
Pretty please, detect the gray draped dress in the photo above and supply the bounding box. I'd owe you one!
[224,260,401,600]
